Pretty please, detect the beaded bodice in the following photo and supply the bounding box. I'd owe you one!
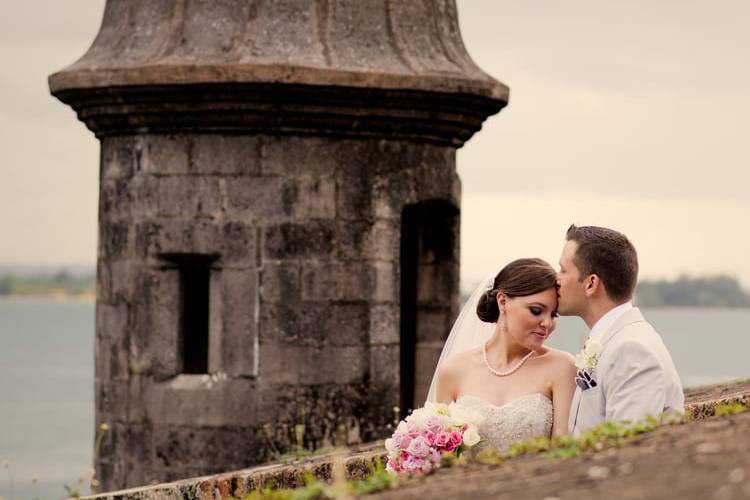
[455,393,553,452]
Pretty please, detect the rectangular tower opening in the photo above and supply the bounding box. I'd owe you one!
[162,253,218,374]
[400,200,459,416]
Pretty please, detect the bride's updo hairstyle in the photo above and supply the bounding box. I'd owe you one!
[476,258,557,323]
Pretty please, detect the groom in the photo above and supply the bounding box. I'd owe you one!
[557,224,684,435]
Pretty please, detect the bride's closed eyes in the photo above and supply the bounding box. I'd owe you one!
[529,305,558,318]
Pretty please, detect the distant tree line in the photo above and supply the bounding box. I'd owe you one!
[0,270,95,297]
[2,269,748,307]
[635,275,750,308]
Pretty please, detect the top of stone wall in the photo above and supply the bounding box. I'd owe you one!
[82,381,750,500]
[49,0,507,102]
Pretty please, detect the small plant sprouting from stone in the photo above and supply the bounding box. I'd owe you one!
[276,423,328,461]
[263,423,282,459]
[349,459,398,495]
[64,422,109,498]
[31,475,41,500]
[233,458,397,499]
[265,422,333,462]
[714,400,750,417]
[335,422,348,447]
[685,396,750,421]
[294,424,307,456]
[329,452,348,498]
[471,447,503,466]
[2,459,14,500]
[234,473,335,500]
[62,468,89,496]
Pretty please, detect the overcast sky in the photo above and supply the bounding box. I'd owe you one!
[458,1,750,287]
[1,1,749,287]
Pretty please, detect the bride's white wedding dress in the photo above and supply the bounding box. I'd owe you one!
[454,393,553,452]
[426,276,555,452]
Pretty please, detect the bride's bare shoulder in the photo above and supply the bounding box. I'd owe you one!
[439,346,483,374]
[537,347,576,367]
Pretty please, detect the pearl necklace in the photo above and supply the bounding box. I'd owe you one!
[482,342,535,377]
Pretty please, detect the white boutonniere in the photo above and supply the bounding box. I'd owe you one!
[575,339,602,372]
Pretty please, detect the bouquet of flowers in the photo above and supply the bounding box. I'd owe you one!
[385,402,483,475]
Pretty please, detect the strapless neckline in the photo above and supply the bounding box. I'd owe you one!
[456,393,552,411]
[454,392,554,452]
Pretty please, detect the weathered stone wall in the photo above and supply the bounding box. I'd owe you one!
[81,383,750,500]
[95,134,459,487]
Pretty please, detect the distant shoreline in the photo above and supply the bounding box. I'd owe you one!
[0,292,95,303]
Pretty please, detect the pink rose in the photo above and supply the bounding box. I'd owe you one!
[423,431,436,446]
[443,430,463,452]
[433,431,452,450]
[386,458,401,473]
[406,435,432,458]
[393,431,413,451]
[424,415,444,434]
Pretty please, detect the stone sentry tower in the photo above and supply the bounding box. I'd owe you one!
[49,0,507,491]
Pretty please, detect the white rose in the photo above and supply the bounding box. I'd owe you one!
[584,339,602,357]
[424,401,450,414]
[449,406,484,428]
[385,438,397,454]
[396,420,409,434]
[574,352,587,370]
[406,408,428,428]
[575,339,603,370]
[462,427,481,447]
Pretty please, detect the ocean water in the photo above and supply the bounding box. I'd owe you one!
[1,299,748,499]
[547,308,750,388]
[0,299,94,500]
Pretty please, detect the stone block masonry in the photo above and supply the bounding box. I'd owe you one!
[90,132,471,489]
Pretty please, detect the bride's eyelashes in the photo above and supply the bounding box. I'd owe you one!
[529,305,558,319]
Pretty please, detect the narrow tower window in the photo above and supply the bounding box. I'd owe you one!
[162,254,218,374]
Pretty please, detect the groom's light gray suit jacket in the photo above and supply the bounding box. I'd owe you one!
[569,307,684,435]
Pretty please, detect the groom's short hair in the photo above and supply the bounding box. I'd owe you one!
[565,224,639,302]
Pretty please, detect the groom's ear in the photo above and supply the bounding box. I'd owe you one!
[583,274,600,297]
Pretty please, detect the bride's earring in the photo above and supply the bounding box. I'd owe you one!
[498,309,508,333]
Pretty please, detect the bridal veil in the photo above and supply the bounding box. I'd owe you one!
[425,273,497,403]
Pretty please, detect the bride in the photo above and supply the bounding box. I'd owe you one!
[427,258,577,450]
